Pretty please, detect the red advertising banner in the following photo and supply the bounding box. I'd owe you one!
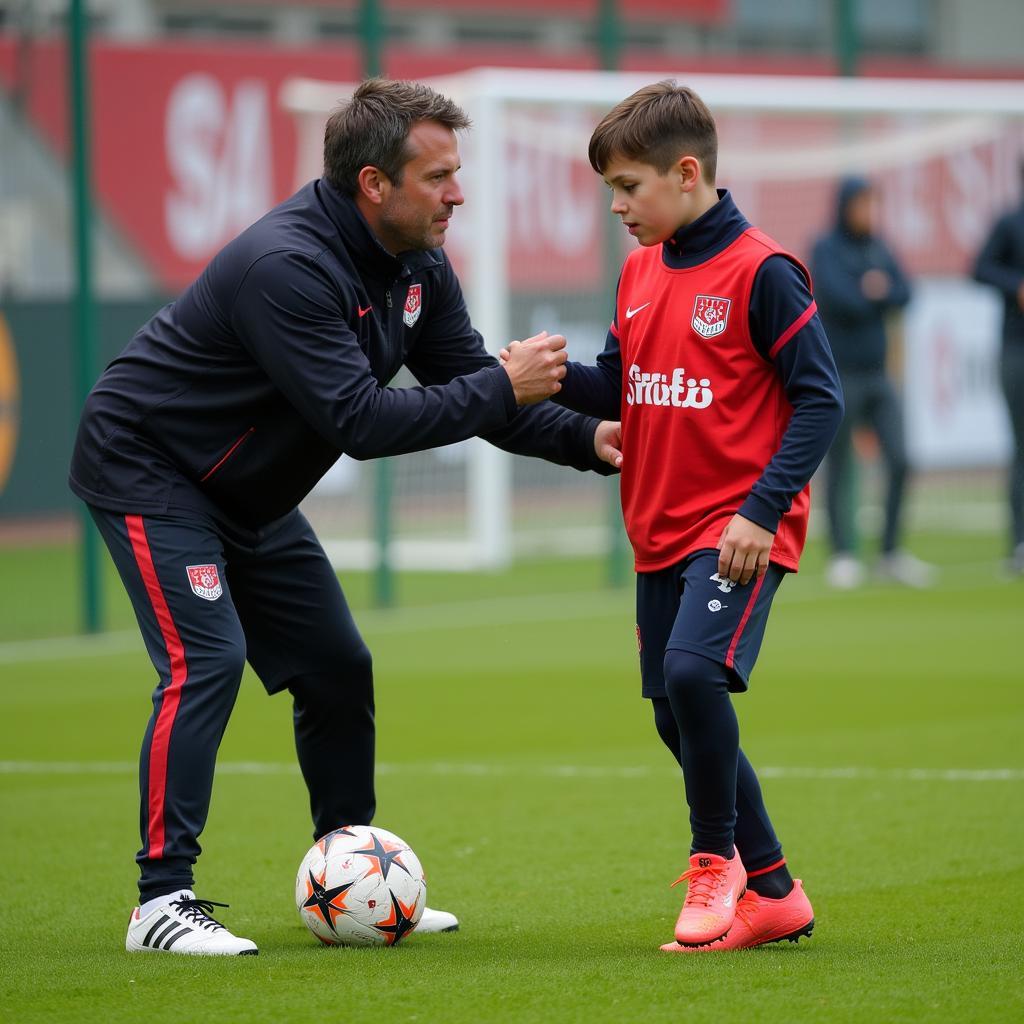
[2,36,1022,292]
[0,39,362,287]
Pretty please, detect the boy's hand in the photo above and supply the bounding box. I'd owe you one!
[594,420,623,469]
[717,513,774,585]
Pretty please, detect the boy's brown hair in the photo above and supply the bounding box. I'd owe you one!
[588,80,718,183]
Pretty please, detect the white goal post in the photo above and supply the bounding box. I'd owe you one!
[282,68,1024,571]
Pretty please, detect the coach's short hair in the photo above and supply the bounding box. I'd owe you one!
[323,78,471,195]
[588,80,718,183]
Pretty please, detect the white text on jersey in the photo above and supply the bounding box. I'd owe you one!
[625,365,714,409]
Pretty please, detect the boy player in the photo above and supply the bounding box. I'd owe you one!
[538,82,844,950]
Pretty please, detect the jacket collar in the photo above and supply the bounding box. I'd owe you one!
[662,189,750,269]
[316,177,442,280]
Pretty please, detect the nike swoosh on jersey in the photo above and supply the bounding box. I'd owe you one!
[625,302,651,319]
[358,305,372,318]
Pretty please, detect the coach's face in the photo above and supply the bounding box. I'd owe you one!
[376,121,465,253]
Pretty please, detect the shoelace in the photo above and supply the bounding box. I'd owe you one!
[170,897,229,932]
[733,892,761,929]
[671,864,727,909]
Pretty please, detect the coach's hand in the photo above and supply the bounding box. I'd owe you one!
[594,420,623,470]
[501,331,567,405]
[717,513,774,586]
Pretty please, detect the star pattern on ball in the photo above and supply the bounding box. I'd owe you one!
[316,826,360,859]
[302,868,357,935]
[372,891,420,946]
[350,831,413,879]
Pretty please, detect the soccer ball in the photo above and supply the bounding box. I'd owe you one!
[295,825,426,946]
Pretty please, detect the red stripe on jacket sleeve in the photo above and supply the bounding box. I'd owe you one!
[126,515,188,861]
[768,300,817,360]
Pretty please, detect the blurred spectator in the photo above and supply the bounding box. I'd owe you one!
[973,165,1024,576]
[811,177,936,589]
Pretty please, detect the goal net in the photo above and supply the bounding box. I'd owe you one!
[282,68,1024,570]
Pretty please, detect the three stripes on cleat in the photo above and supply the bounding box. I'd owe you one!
[139,912,196,952]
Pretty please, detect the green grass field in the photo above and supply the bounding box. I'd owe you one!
[1,532,1022,1023]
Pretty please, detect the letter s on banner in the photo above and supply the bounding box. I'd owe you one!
[164,74,272,261]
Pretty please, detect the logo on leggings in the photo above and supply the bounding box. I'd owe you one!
[186,564,223,601]
[709,573,737,594]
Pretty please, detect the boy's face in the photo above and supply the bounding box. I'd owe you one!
[602,154,697,247]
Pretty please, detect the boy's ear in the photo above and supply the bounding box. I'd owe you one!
[676,155,702,192]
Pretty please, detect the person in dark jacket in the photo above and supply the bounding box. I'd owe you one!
[973,166,1024,575]
[811,176,935,589]
[71,78,621,956]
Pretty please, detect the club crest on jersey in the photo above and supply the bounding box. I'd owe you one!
[186,564,223,601]
[403,284,422,327]
[692,295,731,339]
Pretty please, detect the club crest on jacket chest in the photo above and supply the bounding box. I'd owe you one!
[403,284,422,327]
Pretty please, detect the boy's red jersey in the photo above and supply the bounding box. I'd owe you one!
[616,227,812,573]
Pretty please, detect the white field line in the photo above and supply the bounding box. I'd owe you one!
[0,557,1013,666]
[0,761,1020,783]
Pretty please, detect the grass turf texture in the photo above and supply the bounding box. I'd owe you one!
[1,532,1022,1023]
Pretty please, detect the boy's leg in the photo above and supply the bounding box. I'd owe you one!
[661,651,738,858]
[661,551,786,857]
[228,511,376,836]
[647,552,814,951]
[89,508,248,903]
[640,554,785,944]
[650,701,788,896]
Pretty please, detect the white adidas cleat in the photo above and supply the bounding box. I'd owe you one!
[125,891,258,956]
[414,906,460,934]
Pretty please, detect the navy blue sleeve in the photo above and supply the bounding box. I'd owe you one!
[231,250,517,460]
[556,325,623,421]
[405,258,614,474]
[555,280,623,421]
[740,255,845,533]
[974,214,1024,298]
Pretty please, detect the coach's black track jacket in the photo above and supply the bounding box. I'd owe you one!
[70,178,609,530]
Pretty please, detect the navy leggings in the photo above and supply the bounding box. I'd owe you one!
[652,652,783,870]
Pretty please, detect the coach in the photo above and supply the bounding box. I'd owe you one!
[70,78,620,956]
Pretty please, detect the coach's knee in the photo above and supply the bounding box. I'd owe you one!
[290,642,374,712]
[663,650,727,708]
[334,640,373,690]
[188,634,247,691]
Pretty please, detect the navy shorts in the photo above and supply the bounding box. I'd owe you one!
[636,548,786,697]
